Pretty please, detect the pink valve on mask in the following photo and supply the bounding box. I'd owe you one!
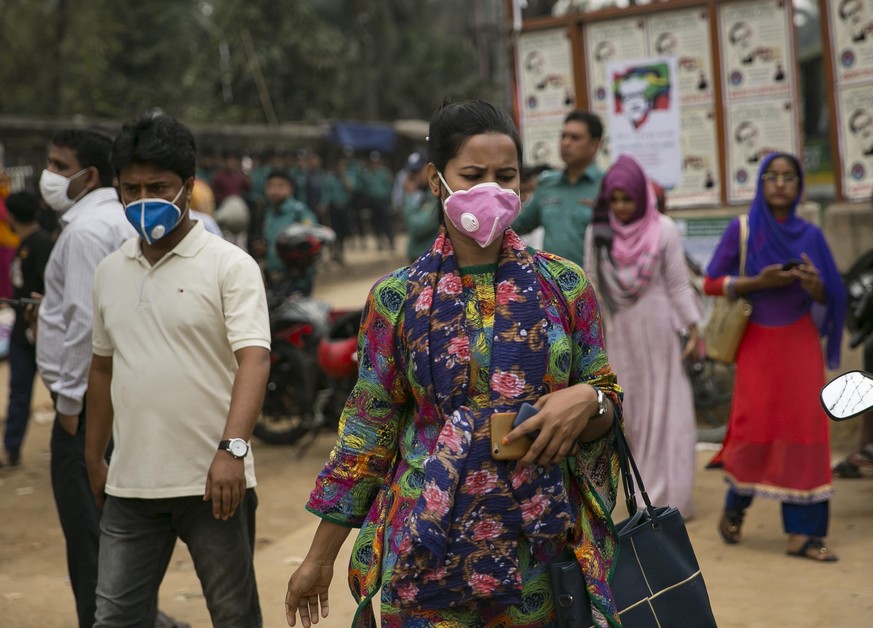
[438,172,521,248]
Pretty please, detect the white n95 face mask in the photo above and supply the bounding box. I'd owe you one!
[39,168,88,213]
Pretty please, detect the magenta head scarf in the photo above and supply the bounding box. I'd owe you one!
[592,155,662,309]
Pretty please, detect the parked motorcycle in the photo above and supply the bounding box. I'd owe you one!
[253,223,362,449]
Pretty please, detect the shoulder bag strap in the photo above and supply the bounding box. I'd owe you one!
[738,214,749,278]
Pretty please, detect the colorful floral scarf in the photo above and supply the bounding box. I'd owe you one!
[387,228,575,609]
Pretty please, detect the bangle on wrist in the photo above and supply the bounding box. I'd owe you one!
[725,276,738,299]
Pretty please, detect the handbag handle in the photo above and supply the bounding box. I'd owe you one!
[613,424,660,526]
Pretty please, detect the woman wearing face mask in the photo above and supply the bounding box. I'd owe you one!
[285,100,624,627]
[584,155,703,520]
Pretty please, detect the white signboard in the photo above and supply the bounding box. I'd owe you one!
[605,57,683,188]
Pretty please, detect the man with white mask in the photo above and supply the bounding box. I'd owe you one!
[36,130,186,628]
[36,127,136,628]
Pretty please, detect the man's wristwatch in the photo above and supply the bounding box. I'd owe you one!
[594,388,609,418]
[218,438,249,459]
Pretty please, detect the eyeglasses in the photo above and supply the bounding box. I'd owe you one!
[761,173,799,185]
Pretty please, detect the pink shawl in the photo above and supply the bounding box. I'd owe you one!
[594,155,661,309]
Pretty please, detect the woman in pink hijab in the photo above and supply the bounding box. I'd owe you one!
[585,154,702,518]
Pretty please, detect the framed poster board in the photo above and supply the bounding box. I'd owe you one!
[647,7,715,107]
[827,0,873,85]
[718,0,794,102]
[835,81,873,200]
[725,99,798,202]
[516,27,576,168]
[584,17,647,115]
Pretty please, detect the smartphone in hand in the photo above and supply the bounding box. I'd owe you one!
[782,259,803,271]
[513,402,540,440]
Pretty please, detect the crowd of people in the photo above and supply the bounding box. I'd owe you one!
[0,96,864,627]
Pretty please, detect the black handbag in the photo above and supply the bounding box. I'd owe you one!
[551,425,718,627]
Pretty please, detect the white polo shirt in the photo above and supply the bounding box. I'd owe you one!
[92,221,271,498]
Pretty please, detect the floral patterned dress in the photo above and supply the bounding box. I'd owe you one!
[306,234,623,628]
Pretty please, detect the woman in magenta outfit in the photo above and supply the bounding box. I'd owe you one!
[585,155,702,519]
[703,152,846,561]
[283,100,624,627]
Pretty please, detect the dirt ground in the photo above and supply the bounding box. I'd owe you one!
[1,238,871,627]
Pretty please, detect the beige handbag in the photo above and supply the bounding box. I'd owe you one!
[704,214,752,363]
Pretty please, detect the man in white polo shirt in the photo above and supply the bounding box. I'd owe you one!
[84,114,270,627]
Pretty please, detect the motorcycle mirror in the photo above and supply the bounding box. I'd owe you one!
[820,370,873,421]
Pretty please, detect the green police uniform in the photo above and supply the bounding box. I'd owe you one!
[512,164,603,267]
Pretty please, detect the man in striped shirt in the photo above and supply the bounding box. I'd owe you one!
[35,128,135,628]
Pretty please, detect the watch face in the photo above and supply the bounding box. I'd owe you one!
[228,439,248,457]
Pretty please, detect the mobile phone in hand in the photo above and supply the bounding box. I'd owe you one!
[513,402,540,440]
[782,259,803,271]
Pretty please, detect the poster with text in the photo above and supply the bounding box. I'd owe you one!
[605,57,683,188]
[669,106,721,207]
[836,81,873,200]
[719,0,793,101]
[828,0,873,84]
[726,99,797,202]
[585,17,647,114]
[522,116,566,169]
[517,29,576,121]
[647,7,715,107]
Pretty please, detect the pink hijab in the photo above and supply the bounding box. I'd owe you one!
[594,154,661,308]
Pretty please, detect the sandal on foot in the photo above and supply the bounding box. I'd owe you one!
[833,459,861,479]
[848,445,873,473]
[718,508,744,545]
[786,537,839,562]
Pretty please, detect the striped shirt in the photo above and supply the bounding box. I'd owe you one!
[36,187,136,416]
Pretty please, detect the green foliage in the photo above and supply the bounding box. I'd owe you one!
[0,0,508,124]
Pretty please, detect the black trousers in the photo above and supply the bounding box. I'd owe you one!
[50,405,102,628]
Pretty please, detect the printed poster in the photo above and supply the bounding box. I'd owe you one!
[719,0,793,101]
[669,106,721,208]
[828,0,873,84]
[726,99,797,202]
[836,81,873,200]
[585,17,647,115]
[517,29,576,119]
[647,7,715,107]
[522,117,566,169]
[517,28,575,169]
[605,57,683,188]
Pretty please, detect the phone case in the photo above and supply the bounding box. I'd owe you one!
[513,402,541,440]
[490,412,533,460]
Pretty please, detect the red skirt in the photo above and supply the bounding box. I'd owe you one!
[717,315,833,503]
